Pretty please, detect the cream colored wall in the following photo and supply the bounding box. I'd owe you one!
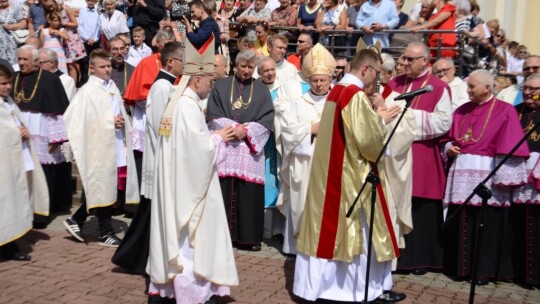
[400,0,538,54]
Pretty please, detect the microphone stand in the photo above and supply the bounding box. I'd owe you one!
[345,95,414,304]
[441,118,540,304]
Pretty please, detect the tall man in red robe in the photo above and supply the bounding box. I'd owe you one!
[293,48,404,303]
[388,42,453,275]
[444,69,529,285]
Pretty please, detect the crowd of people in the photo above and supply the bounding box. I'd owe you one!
[2,0,540,304]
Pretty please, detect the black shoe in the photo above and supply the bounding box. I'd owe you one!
[474,277,489,286]
[147,295,161,304]
[98,234,121,248]
[63,218,84,242]
[250,244,261,251]
[10,251,31,261]
[412,267,428,275]
[375,290,406,303]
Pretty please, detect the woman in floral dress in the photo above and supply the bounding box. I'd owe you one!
[0,0,27,68]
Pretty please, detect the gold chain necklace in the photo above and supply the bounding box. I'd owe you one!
[14,69,42,103]
[230,76,254,110]
[457,97,497,143]
[519,105,540,141]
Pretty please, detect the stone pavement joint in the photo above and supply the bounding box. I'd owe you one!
[0,208,538,304]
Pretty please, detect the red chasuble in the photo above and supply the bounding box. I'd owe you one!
[123,53,162,104]
[296,83,399,263]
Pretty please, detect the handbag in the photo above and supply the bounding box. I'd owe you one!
[11,29,29,45]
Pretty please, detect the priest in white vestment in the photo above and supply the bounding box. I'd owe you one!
[146,35,239,303]
[0,65,48,261]
[278,43,336,255]
[433,58,469,111]
[112,41,186,275]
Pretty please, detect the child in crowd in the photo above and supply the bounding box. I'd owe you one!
[40,12,69,73]
[78,0,101,84]
[126,26,152,67]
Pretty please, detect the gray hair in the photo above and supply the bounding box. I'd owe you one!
[454,0,471,14]
[103,0,116,5]
[235,49,257,65]
[407,42,430,59]
[18,45,39,61]
[257,56,275,74]
[469,69,494,89]
[381,53,395,72]
[39,48,58,64]
[155,29,175,43]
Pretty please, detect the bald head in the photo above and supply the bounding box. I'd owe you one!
[524,56,540,78]
[214,54,228,79]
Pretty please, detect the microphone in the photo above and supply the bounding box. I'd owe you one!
[394,85,434,101]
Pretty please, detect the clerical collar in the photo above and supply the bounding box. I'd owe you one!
[112,61,125,70]
[476,95,494,106]
[160,69,176,78]
[338,73,364,89]
[411,69,428,80]
[308,90,328,103]
[309,90,329,97]
[235,74,253,85]
[20,68,38,76]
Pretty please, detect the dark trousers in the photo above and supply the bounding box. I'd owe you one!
[0,241,21,258]
[72,190,113,237]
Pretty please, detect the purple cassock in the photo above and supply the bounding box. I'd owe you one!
[443,97,530,281]
[389,72,452,272]
[389,72,451,200]
[444,97,530,206]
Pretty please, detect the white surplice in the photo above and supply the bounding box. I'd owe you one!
[382,91,415,259]
[147,85,238,302]
[63,75,139,210]
[141,77,174,199]
[448,77,469,111]
[279,90,326,254]
[0,96,49,246]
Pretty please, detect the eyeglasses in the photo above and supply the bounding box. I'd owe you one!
[336,65,346,70]
[523,86,540,92]
[433,67,453,75]
[38,60,51,65]
[524,66,540,72]
[367,65,381,75]
[401,55,425,63]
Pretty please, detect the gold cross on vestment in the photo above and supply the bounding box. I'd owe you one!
[312,49,326,66]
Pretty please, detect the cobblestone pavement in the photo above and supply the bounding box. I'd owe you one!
[1,208,539,304]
